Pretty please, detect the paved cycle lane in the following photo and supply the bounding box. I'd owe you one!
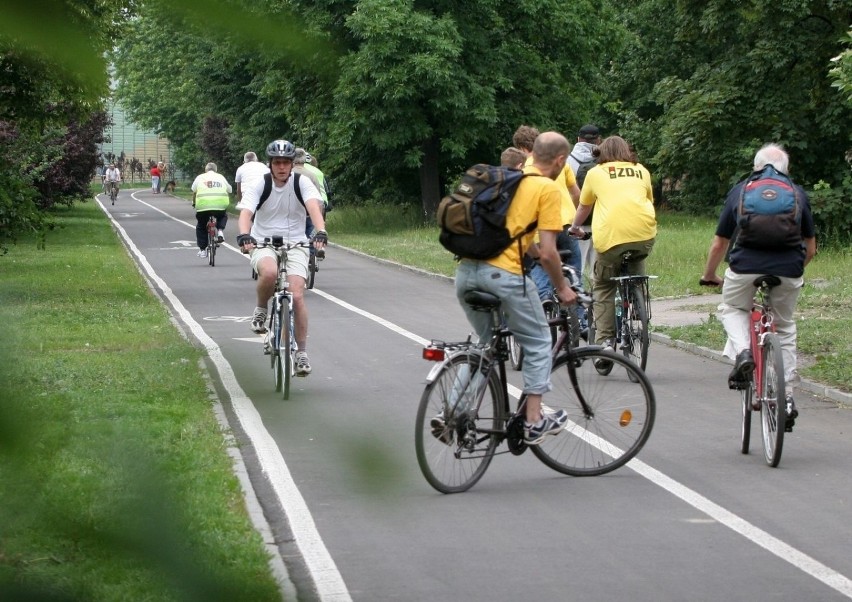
[101,188,852,602]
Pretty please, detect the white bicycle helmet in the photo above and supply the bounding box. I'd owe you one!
[266,139,296,159]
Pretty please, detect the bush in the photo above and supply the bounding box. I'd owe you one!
[810,174,852,247]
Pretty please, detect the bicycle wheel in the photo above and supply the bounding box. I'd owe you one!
[622,287,649,379]
[415,352,502,493]
[530,348,655,476]
[307,250,317,289]
[281,298,293,400]
[760,333,785,467]
[110,185,117,205]
[270,301,284,393]
[542,298,561,346]
[507,334,523,371]
[741,381,753,454]
[207,227,217,267]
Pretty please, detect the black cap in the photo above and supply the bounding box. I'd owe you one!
[578,124,600,140]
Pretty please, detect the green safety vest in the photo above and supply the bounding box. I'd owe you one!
[194,172,231,211]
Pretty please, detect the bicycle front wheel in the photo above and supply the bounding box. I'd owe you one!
[507,333,523,371]
[531,348,655,476]
[270,302,283,393]
[415,353,502,494]
[741,383,753,454]
[623,288,649,373]
[760,333,785,467]
[307,250,317,289]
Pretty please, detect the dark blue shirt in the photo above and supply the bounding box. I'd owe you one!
[715,179,815,278]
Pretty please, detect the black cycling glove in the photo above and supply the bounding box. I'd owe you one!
[312,229,328,245]
[236,233,256,247]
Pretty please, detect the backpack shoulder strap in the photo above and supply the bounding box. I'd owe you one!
[257,173,273,212]
[256,172,307,213]
[293,172,305,208]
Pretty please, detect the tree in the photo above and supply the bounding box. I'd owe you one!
[611,0,852,212]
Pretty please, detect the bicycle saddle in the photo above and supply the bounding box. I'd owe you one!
[463,290,501,312]
[752,275,782,289]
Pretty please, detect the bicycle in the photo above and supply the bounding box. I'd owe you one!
[306,248,320,290]
[508,250,584,371]
[108,181,119,205]
[205,215,219,267]
[735,275,787,467]
[255,239,310,400]
[588,250,655,379]
[415,293,656,494]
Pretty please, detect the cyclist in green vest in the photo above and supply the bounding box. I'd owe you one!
[191,162,233,258]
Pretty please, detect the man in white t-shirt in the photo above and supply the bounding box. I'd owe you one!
[234,151,270,202]
[235,139,327,376]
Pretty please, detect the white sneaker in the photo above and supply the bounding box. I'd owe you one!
[295,351,312,376]
[197,249,208,258]
[251,308,268,334]
[216,230,224,243]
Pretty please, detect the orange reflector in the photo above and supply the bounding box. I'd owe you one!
[422,347,445,362]
[619,410,632,427]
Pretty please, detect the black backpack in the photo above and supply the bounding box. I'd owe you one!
[570,152,596,226]
[570,152,596,190]
[436,164,538,260]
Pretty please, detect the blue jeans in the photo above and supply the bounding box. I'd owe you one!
[529,233,586,328]
[455,260,552,395]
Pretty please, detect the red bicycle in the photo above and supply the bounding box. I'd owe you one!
[738,275,786,467]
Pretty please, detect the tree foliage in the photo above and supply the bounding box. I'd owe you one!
[610,0,852,225]
[0,1,129,250]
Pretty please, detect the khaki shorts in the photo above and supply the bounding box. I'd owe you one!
[250,245,310,281]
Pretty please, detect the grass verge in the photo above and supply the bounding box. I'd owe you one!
[0,201,281,601]
[327,204,850,393]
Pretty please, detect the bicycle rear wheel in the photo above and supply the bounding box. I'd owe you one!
[207,227,217,267]
[281,298,293,400]
[760,333,785,467]
[741,382,753,454]
[531,348,655,476]
[622,287,649,378]
[415,352,502,493]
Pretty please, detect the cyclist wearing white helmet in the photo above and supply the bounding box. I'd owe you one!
[236,139,327,376]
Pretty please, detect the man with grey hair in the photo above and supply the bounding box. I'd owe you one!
[191,162,232,258]
[701,143,816,431]
[234,151,270,203]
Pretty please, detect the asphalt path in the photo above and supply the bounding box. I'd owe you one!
[100,189,852,602]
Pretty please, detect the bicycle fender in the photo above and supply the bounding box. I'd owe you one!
[425,361,447,384]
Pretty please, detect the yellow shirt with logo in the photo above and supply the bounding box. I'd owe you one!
[579,161,656,253]
[487,165,563,275]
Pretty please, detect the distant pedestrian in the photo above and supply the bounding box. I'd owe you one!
[150,162,161,194]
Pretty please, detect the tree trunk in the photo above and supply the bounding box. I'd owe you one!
[419,136,441,218]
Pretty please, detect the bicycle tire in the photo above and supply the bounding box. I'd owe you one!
[281,297,293,400]
[622,287,649,378]
[207,227,217,267]
[415,352,502,494]
[508,334,523,371]
[307,250,317,289]
[530,348,655,476]
[740,382,753,454]
[271,301,283,393]
[760,333,785,467]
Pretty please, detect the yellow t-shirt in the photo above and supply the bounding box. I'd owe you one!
[487,166,563,275]
[525,156,577,226]
[578,161,657,253]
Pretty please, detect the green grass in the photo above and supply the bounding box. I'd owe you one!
[0,202,280,601]
[327,205,851,393]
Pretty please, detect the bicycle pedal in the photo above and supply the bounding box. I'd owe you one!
[505,414,527,456]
